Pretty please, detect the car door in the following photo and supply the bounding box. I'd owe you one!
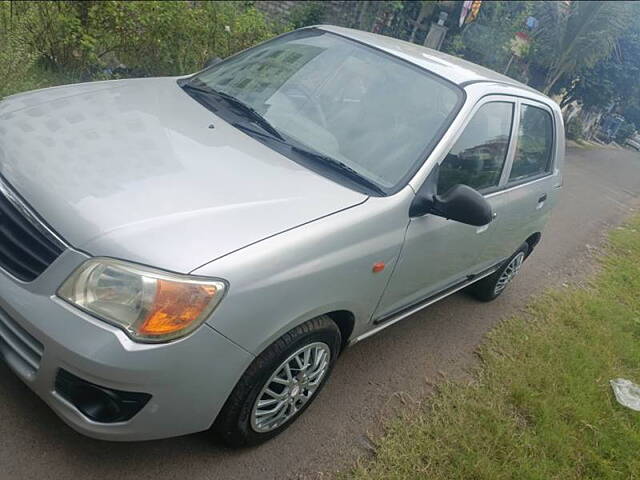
[481,99,560,263]
[373,98,517,320]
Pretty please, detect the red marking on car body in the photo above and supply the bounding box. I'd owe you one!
[372,262,385,273]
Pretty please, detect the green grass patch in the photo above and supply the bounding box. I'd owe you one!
[347,218,640,480]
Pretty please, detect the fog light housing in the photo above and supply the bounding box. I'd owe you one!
[55,369,151,423]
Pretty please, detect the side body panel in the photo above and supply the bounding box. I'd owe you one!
[196,84,564,354]
[372,215,487,320]
[405,84,563,270]
[374,95,518,318]
[194,189,413,355]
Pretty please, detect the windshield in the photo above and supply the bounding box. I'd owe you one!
[189,29,463,194]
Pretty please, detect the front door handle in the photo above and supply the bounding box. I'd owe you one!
[536,193,548,210]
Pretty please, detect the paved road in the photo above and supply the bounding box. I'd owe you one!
[2,148,640,480]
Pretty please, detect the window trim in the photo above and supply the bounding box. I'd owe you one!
[420,94,559,199]
[431,95,518,195]
[484,172,553,199]
[503,99,556,186]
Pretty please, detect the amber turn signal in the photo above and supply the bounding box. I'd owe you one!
[139,281,220,336]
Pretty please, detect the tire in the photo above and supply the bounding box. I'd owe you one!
[213,315,341,447]
[468,242,530,302]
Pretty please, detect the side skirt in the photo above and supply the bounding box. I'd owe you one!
[349,262,502,346]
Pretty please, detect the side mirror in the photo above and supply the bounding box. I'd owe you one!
[203,56,223,69]
[410,184,493,226]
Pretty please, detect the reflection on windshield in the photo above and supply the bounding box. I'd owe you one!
[193,30,463,192]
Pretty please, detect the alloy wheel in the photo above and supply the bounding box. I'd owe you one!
[250,342,330,433]
[493,252,525,295]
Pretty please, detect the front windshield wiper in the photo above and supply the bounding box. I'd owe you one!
[181,82,214,96]
[182,83,285,142]
[290,146,386,196]
[182,82,384,195]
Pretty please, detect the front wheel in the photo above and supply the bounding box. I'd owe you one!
[469,242,529,302]
[213,315,341,447]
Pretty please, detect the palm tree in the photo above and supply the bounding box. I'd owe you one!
[535,0,633,95]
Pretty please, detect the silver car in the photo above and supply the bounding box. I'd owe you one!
[0,25,563,446]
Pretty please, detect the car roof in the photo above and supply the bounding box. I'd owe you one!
[315,25,542,96]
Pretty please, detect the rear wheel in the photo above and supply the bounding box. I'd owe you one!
[469,242,529,302]
[213,315,341,447]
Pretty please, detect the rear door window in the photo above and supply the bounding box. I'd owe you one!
[509,105,554,182]
[438,102,514,195]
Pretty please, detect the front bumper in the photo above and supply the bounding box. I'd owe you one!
[0,249,254,441]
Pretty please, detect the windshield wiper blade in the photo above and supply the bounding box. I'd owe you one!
[291,146,385,195]
[181,83,224,100]
[232,122,286,144]
[182,83,285,142]
[182,82,384,195]
[208,89,286,142]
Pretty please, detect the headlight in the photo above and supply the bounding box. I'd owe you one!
[58,258,226,343]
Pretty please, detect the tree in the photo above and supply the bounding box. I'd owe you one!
[2,1,286,82]
[442,1,534,78]
[0,2,38,97]
[559,20,640,110]
[288,1,326,29]
[533,1,634,94]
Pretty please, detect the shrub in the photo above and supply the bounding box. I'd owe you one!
[2,0,288,91]
[98,1,287,77]
[289,1,326,29]
[0,2,38,97]
[566,116,585,140]
[615,120,636,144]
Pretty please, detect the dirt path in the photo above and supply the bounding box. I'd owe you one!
[2,148,639,480]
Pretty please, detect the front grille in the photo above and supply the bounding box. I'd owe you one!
[0,180,64,281]
[0,305,44,379]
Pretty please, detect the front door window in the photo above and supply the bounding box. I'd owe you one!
[438,102,514,194]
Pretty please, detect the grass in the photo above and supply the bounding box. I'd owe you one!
[347,217,640,480]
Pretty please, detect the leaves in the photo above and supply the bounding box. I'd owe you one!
[0,2,38,96]
[2,0,639,123]
[0,0,286,92]
[533,1,635,94]
[441,1,533,75]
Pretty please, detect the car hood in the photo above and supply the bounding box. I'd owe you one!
[0,78,367,273]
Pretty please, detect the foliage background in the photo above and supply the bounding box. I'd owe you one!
[283,0,640,143]
[0,1,287,97]
[1,0,639,142]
